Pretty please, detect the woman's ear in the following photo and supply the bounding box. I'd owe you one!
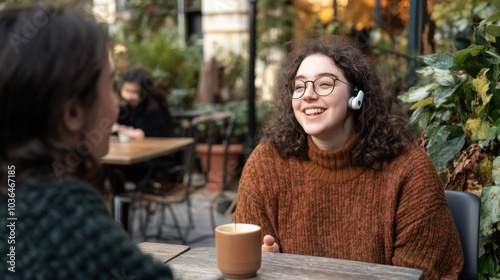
[61,99,85,133]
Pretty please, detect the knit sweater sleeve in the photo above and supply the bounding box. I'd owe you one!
[232,143,284,245]
[390,145,463,279]
[13,180,173,279]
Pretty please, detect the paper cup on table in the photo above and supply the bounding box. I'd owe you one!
[118,131,130,142]
[215,223,262,279]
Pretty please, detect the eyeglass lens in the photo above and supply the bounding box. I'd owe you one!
[292,77,336,99]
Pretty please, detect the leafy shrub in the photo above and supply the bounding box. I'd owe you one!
[399,12,500,279]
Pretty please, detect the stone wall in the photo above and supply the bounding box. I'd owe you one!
[202,1,249,61]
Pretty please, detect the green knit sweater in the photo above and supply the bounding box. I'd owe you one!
[233,136,464,279]
[0,178,172,279]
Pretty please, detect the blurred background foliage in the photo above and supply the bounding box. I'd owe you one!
[113,29,201,108]
[431,0,500,53]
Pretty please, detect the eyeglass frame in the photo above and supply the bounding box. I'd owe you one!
[289,76,354,99]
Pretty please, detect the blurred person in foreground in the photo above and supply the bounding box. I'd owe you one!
[0,4,173,279]
[233,35,463,279]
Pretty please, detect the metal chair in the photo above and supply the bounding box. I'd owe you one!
[189,112,236,188]
[113,147,196,244]
[187,111,237,232]
[445,190,481,280]
[118,111,237,244]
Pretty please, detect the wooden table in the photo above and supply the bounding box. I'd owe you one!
[138,242,190,264]
[167,247,424,280]
[101,137,194,165]
[101,137,194,227]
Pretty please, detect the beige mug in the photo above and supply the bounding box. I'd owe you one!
[118,131,130,142]
[215,223,262,279]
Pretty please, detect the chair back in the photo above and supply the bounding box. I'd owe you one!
[445,190,480,280]
[188,111,236,190]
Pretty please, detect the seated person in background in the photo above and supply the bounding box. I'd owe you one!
[115,66,181,185]
[118,66,175,139]
[232,35,463,279]
[0,4,173,279]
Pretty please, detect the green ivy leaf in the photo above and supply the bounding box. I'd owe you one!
[484,49,500,65]
[398,84,433,103]
[473,68,492,105]
[426,125,465,171]
[416,66,436,77]
[475,105,486,117]
[454,45,485,66]
[425,123,440,138]
[479,126,499,149]
[465,118,491,141]
[410,106,432,129]
[493,157,500,186]
[480,156,493,184]
[434,86,456,108]
[483,11,500,24]
[479,249,497,279]
[409,106,424,124]
[422,53,454,70]
[409,97,434,110]
[453,46,493,78]
[486,25,500,38]
[480,185,500,236]
[433,68,456,87]
[441,110,453,123]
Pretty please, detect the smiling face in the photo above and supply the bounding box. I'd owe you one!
[292,53,356,150]
[120,82,142,107]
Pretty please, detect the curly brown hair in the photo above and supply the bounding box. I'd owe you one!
[262,35,414,169]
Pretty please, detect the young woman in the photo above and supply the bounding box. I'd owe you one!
[115,66,181,184]
[117,66,175,140]
[233,35,463,279]
[0,4,173,279]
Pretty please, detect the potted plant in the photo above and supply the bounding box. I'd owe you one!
[189,108,244,191]
[190,100,273,191]
[398,12,500,279]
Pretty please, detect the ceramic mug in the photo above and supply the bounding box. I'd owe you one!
[118,131,130,142]
[215,223,262,279]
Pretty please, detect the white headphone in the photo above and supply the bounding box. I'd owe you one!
[348,88,364,110]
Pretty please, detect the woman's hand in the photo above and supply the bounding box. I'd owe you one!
[262,235,280,253]
[118,125,145,140]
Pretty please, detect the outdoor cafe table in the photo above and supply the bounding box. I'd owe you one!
[101,137,194,227]
[165,247,424,280]
[138,242,190,264]
[101,137,194,165]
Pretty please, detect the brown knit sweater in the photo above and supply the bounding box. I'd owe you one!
[233,136,463,279]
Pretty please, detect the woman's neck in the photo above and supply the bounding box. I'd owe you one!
[310,127,355,151]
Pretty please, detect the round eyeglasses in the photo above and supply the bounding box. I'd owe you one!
[290,76,353,99]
